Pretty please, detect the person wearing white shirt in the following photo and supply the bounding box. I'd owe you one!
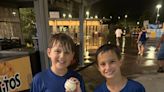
[115,28,123,46]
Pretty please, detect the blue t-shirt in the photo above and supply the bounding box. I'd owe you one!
[30,68,86,92]
[94,79,145,92]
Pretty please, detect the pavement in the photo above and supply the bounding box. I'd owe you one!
[78,37,164,92]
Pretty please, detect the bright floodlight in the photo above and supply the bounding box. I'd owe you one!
[125,14,128,18]
[68,14,72,18]
[95,15,98,19]
[137,21,140,25]
[118,16,120,19]
[157,14,160,17]
[63,13,66,18]
[156,4,162,9]
[12,11,16,15]
[86,11,90,19]
[86,11,89,15]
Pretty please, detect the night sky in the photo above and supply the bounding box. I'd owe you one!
[90,0,164,22]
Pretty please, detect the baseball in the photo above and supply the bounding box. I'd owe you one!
[64,78,76,92]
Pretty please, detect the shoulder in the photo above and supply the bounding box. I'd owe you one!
[94,81,107,92]
[139,31,143,34]
[32,69,49,83]
[128,79,143,86]
[30,70,49,91]
[126,79,145,90]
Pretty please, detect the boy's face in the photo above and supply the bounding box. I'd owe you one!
[47,42,74,70]
[97,50,122,79]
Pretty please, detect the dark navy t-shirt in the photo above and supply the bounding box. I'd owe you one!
[139,32,147,42]
[30,68,86,92]
[94,79,145,92]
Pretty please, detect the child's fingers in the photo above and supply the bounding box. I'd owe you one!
[68,77,82,92]
[69,77,80,83]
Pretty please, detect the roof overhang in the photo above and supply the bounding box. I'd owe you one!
[0,0,34,8]
[73,0,101,6]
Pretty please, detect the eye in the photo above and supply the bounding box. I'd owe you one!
[99,62,106,67]
[110,60,116,63]
[64,51,70,54]
[54,50,61,53]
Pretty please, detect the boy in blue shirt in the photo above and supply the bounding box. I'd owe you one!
[30,33,86,92]
[94,44,145,92]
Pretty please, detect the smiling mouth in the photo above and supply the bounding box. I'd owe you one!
[58,60,65,64]
[105,70,114,75]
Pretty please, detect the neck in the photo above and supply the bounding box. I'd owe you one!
[51,66,68,76]
[106,76,127,92]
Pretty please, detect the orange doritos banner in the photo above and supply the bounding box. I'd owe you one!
[0,56,32,92]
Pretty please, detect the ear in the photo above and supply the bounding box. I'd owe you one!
[47,48,51,58]
[118,58,123,66]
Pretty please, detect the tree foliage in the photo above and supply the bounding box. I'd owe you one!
[19,8,36,43]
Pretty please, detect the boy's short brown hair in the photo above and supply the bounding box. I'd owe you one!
[48,33,76,53]
[95,44,121,65]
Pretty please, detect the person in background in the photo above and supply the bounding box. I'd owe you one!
[30,33,86,92]
[94,44,145,92]
[115,27,123,47]
[155,33,164,73]
[137,27,147,56]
